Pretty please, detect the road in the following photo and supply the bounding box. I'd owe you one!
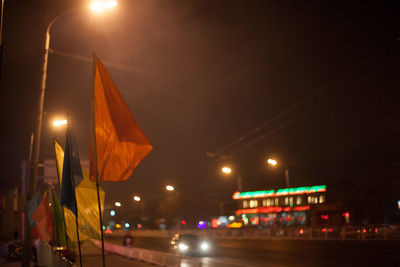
[105,235,399,266]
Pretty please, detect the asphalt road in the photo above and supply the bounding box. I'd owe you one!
[105,235,399,266]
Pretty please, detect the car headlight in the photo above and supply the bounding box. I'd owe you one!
[178,243,189,251]
[201,242,209,250]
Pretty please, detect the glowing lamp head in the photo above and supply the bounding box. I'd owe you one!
[90,0,117,13]
[133,195,141,202]
[115,201,121,207]
[53,119,67,127]
[267,159,278,166]
[166,185,174,191]
[221,167,232,174]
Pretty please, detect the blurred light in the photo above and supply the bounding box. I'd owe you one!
[137,224,142,229]
[197,220,206,229]
[178,243,188,251]
[211,219,219,228]
[227,222,242,228]
[321,228,326,233]
[105,229,112,234]
[124,223,130,228]
[53,119,67,127]
[362,229,366,233]
[267,159,278,166]
[299,229,304,234]
[181,220,186,225]
[228,215,235,221]
[90,0,117,13]
[398,200,400,210]
[221,167,232,174]
[201,242,209,251]
[115,201,121,207]
[321,215,329,220]
[133,195,141,202]
[166,185,174,191]
[102,226,106,230]
[115,223,121,229]
[110,210,115,216]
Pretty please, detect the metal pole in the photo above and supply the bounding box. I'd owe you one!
[284,168,290,188]
[92,54,106,267]
[237,176,242,192]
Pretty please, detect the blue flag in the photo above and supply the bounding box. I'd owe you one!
[25,190,41,227]
[60,127,83,216]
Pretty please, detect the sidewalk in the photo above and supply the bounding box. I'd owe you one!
[79,241,153,267]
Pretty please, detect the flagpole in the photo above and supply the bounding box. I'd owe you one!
[67,124,83,267]
[53,139,71,251]
[92,53,106,267]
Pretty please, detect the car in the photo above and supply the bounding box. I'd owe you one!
[169,233,210,255]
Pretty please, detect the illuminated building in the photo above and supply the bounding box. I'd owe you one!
[232,185,328,227]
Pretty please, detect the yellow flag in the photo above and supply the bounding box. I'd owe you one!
[54,140,105,241]
[90,55,153,182]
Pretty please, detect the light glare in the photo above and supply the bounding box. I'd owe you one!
[222,167,232,174]
[90,0,117,13]
[267,159,278,166]
[166,185,174,191]
[115,201,121,207]
[133,195,141,201]
[53,119,67,127]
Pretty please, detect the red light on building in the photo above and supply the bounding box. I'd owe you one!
[329,228,333,232]
[181,220,187,225]
[321,228,326,232]
[375,228,378,233]
[321,215,329,220]
[137,224,142,229]
[299,229,304,234]
[342,212,350,218]
[362,229,366,233]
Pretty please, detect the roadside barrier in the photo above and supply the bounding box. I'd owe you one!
[37,241,73,267]
[91,239,249,267]
[108,225,399,241]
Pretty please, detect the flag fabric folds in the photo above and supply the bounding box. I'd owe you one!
[90,55,153,182]
[60,130,78,216]
[24,190,41,227]
[51,188,67,247]
[32,193,53,241]
[54,139,105,242]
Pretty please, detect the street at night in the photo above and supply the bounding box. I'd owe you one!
[104,235,399,266]
[1,0,400,266]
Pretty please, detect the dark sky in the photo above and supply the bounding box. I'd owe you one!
[1,0,399,219]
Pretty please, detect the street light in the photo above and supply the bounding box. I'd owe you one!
[221,166,242,192]
[114,201,121,207]
[133,195,141,202]
[53,119,68,127]
[30,0,117,195]
[90,0,118,13]
[221,166,232,174]
[267,158,290,188]
[166,185,175,191]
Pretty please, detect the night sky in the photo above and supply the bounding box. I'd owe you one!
[1,0,399,220]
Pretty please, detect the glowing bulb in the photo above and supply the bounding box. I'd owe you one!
[222,167,232,174]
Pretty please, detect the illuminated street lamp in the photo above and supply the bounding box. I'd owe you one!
[221,166,232,174]
[267,158,290,188]
[166,185,175,191]
[91,0,118,13]
[53,119,67,127]
[221,166,242,192]
[30,0,118,194]
[133,195,141,202]
[114,201,121,207]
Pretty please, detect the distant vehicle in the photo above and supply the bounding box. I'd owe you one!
[169,233,210,255]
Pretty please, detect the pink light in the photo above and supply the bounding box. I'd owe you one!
[299,229,304,234]
[321,228,326,232]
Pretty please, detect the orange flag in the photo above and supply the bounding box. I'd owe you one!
[90,56,153,182]
[32,194,53,241]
